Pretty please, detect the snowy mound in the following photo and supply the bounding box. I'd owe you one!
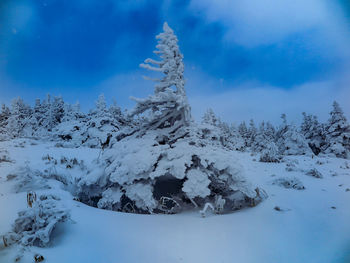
[79,125,266,214]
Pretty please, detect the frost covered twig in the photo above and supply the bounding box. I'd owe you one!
[200,203,215,218]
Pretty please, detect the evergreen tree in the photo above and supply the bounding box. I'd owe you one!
[276,114,311,155]
[0,104,11,140]
[247,119,257,148]
[109,99,125,125]
[259,141,280,163]
[300,112,325,155]
[6,97,33,138]
[80,22,264,215]
[325,101,350,158]
[202,108,219,126]
[252,121,268,152]
[130,22,192,130]
[238,121,249,148]
[51,96,65,124]
[94,94,107,116]
[265,121,276,142]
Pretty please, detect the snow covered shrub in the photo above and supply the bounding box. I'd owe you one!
[9,166,50,193]
[200,195,227,217]
[305,168,323,179]
[259,142,280,163]
[80,128,266,214]
[285,159,300,172]
[272,177,305,190]
[3,194,69,247]
[201,109,245,151]
[42,154,86,173]
[52,95,126,148]
[78,22,266,215]
[0,153,13,163]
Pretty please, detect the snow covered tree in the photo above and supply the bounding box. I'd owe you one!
[259,142,280,163]
[6,97,33,138]
[109,99,125,125]
[252,121,267,152]
[51,96,65,124]
[32,94,56,136]
[201,109,245,151]
[252,121,277,153]
[202,108,220,126]
[53,101,88,146]
[276,114,311,156]
[130,22,192,130]
[0,104,10,140]
[238,121,249,149]
[324,101,350,158]
[265,121,276,142]
[300,112,326,155]
[32,98,46,136]
[0,104,10,125]
[63,101,84,122]
[72,94,123,148]
[247,119,257,148]
[78,22,265,215]
[95,94,107,115]
[227,124,246,151]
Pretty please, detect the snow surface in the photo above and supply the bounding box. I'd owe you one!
[1,139,350,263]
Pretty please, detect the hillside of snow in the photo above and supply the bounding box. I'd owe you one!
[0,139,349,263]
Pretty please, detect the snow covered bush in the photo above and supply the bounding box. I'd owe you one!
[305,168,323,179]
[259,142,280,163]
[54,95,126,148]
[285,159,301,172]
[78,22,266,215]
[0,151,13,163]
[3,194,69,247]
[80,127,266,214]
[272,177,305,190]
[201,109,246,151]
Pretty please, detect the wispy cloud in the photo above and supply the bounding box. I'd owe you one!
[189,0,350,51]
[0,0,349,125]
[187,69,350,125]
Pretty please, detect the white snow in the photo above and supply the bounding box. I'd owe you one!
[1,139,350,263]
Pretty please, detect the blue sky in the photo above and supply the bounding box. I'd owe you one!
[1,0,350,124]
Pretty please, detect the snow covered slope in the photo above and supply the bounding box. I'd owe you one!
[0,139,350,263]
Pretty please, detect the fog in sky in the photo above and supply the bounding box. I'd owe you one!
[1,0,350,124]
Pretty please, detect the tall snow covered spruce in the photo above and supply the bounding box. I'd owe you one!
[79,22,266,215]
[130,22,192,130]
[325,101,350,158]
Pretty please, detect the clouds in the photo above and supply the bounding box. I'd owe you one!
[189,0,349,50]
[0,0,349,124]
[188,71,350,125]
